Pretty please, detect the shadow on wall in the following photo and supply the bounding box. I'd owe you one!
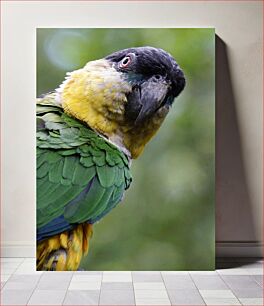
[215,36,258,256]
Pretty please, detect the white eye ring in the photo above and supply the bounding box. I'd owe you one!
[120,56,132,68]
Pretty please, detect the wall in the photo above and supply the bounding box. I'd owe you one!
[1,1,262,257]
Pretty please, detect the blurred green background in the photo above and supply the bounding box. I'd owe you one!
[37,28,215,270]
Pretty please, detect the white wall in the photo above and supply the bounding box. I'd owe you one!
[1,1,262,257]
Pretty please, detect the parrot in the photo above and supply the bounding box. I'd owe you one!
[36,46,185,271]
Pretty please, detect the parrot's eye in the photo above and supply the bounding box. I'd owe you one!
[154,74,162,80]
[119,56,132,68]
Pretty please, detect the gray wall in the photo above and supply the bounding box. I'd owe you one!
[1,1,262,257]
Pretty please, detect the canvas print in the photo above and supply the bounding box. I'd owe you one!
[36,28,215,271]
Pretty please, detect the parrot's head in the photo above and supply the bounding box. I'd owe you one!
[58,46,185,158]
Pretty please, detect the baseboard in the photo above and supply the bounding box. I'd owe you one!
[1,241,263,258]
[216,242,263,257]
[1,242,35,257]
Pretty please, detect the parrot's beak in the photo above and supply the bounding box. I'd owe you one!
[125,76,171,126]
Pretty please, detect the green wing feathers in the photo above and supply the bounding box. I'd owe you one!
[37,94,132,229]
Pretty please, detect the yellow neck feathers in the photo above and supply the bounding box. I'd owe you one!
[59,59,130,136]
[58,59,168,159]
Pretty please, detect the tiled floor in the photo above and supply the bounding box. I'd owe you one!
[0,258,263,305]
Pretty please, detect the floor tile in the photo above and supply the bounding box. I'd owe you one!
[241,262,263,269]
[1,288,33,305]
[99,289,135,305]
[74,271,102,275]
[103,271,132,274]
[167,289,205,305]
[221,275,261,290]
[203,297,240,305]
[132,271,162,282]
[239,298,264,305]
[101,282,133,290]
[2,262,21,269]
[2,267,18,274]
[135,298,171,305]
[28,289,66,305]
[14,262,43,275]
[189,270,218,275]
[36,272,72,290]
[252,275,263,287]
[134,282,166,290]
[0,256,263,306]
[191,275,228,290]
[71,274,101,282]
[63,290,100,305]
[199,289,236,298]
[163,275,196,289]
[8,274,41,283]
[3,281,38,290]
[231,288,263,298]
[245,268,263,275]
[1,274,11,282]
[37,279,71,290]
[69,281,101,290]
[134,271,162,275]
[162,271,189,275]
[102,271,132,282]
[41,271,73,279]
[135,289,169,299]
[217,268,249,275]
